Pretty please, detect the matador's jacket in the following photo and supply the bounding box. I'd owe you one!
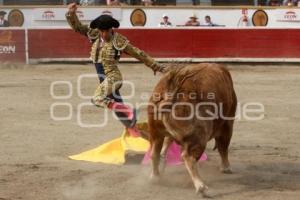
[66,12,162,105]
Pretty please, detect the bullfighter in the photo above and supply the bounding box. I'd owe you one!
[66,3,165,135]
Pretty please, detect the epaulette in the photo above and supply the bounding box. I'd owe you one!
[112,33,129,51]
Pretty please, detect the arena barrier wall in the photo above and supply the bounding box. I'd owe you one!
[2,28,300,63]
[0,29,27,63]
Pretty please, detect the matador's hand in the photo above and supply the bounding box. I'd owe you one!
[68,2,77,14]
[151,63,169,75]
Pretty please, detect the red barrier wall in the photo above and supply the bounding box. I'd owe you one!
[0,28,296,63]
[28,28,300,60]
[28,29,90,59]
[0,30,26,63]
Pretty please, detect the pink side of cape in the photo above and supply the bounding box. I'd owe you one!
[142,142,207,165]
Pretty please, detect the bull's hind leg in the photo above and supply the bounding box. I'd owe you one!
[182,141,211,197]
[159,136,173,173]
[215,121,234,174]
[150,135,164,179]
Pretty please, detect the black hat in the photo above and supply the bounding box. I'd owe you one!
[90,15,120,30]
[0,11,7,16]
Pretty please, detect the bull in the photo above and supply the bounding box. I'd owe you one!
[147,63,237,197]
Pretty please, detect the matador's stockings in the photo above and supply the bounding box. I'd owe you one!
[91,97,140,137]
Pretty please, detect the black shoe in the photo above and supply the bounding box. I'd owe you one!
[114,108,137,128]
[114,111,132,128]
[128,108,137,128]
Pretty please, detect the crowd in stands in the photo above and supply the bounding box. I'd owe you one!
[2,0,300,6]
[79,0,300,6]
[264,0,300,6]
[158,14,222,27]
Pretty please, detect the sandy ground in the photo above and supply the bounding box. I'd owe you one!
[0,63,299,200]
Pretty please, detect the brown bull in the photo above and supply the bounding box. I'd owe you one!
[148,63,237,196]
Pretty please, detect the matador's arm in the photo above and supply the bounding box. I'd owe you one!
[124,43,165,74]
[65,11,99,41]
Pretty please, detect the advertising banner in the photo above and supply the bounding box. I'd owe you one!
[276,9,300,22]
[33,8,123,21]
[0,29,26,63]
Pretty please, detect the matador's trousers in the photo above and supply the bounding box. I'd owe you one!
[93,63,136,128]
[94,63,123,103]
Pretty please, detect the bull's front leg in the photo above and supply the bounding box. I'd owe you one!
[182,145,212,198]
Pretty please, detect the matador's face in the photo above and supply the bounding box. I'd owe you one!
[99,29,113,42]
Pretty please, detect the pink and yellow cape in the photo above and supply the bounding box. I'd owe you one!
[69,122,207,165]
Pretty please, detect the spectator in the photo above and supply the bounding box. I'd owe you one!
[0,11,9,27]
[282,0,298,6]
[80,0,95,5]
[204,15,215,26]
[185,14,200,26]
[266,0,281,5]
[107,0,120,5]
[142,0,152,6]
[158,14,172,27]
[237,14,251,27]
[192,0,200,5]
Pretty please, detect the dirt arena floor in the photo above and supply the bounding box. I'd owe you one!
[0,63,299,200]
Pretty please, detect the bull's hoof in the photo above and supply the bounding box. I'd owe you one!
[220,166,233,174]
[202,189,214,198]
[149,173,161,183]
[196,186,213,198]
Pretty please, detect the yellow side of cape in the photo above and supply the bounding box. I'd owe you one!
[69,122,150,165]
